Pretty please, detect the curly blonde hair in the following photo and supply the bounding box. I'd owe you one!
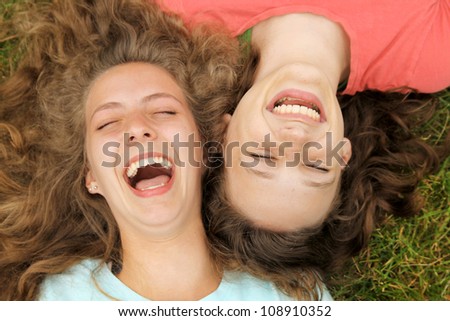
[0,0,240,300]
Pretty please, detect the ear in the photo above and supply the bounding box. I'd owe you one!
[85,169,101,195]
[340,137,352,169]
[219,113,232,140]
[222,113,231,126]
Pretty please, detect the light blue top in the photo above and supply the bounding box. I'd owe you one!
[38,259,333,301]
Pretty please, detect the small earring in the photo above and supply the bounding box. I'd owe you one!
[88,184,98,192]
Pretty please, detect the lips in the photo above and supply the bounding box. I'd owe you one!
[124,153,175,197]
[267,90,326,122]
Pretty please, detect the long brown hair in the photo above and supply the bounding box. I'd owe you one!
[202,49,448,300]
[0,0,240,300]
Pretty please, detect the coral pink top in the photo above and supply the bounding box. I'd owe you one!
[159,0,450,94]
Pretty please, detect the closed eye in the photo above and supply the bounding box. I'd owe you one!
[248,152,273,160]
[97,120,118,130]
[153,110,177,118]
[248,152,275,160]
[156,111,176,115]
[306,164,329,172]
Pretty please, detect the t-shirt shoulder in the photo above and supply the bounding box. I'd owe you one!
[38,259,106,300]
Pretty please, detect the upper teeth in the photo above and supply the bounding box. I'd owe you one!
[126,156,172,178]
[272,104,320,121]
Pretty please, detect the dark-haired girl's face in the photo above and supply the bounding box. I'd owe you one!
[224,63,352,231]
[84,62,204,238]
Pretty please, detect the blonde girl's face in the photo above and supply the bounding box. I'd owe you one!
[84,62,204,238]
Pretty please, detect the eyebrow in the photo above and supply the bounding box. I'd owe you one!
[90,93,184,120]
[303,175,337,189]
[90,101,122,121]
[246,166,337,188]
[141,92,184,105]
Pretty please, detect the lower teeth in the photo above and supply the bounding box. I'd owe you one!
[138,183,166,191]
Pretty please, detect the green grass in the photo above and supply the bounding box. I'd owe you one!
[330,95,450,300]
[1,0,449,301]
[0,0,21,81]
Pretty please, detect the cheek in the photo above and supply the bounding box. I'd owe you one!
[175,125,200,142]
[84,137,97,165]
[227,116,268,148]
[86,135,120,171]
[165,123,203,165]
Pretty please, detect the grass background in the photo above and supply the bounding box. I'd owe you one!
[329,78,449,300]
[1,0,449,301]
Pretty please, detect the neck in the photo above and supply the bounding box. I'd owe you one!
[252,13,350,91]
[117,215,221,300]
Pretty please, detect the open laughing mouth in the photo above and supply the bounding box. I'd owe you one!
[273,97,321,121]
[267,90,326,123]
[124,153,174,196]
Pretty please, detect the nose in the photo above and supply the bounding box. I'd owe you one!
[275,126,311,145]
[125,114,157,143]
[274,127,325,164]
[128,132,151,142]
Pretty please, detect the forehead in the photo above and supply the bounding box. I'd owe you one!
[85,63,188,113]
[88,63,183,96]
[224,164,340,231]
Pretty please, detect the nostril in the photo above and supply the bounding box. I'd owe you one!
[126,132,151,142]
